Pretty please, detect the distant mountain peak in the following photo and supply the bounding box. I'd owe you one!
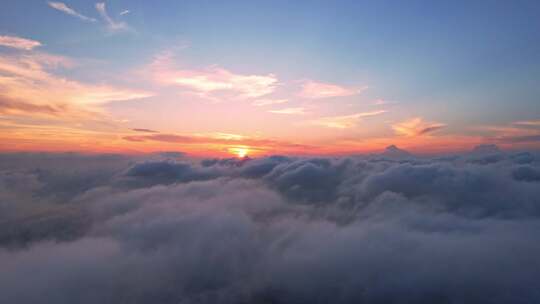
[385,144,400,151]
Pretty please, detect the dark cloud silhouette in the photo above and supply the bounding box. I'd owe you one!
[1,151,540,303]
[121,133,316,153]
[131,128,159,133]
[0,96,65,115]
[499,134,540,143]
[418,124,446,135]
[158,151,186,159]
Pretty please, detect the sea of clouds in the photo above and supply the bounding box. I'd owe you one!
[1,147,539,303]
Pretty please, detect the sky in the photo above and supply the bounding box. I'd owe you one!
[1,0,540,157]
[1,151,540,303]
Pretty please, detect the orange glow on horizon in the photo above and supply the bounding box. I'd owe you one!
[1,122,537,157]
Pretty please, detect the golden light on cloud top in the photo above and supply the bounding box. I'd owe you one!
[392,117,446,137]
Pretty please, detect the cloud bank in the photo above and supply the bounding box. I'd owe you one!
[1,149,540,303]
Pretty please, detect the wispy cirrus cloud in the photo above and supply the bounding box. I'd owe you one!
[498,134,540,143]
[476,123,540,145]
[268,107,306,115]
[0,35,42,50]
[47,2,97,22]
[146,52,278,99]
[131,128,159,133]
[371,99,399,106]
[95,2,130,32]
[513,120,540,127]
[122,132,314,155]
[299,80,366,99]
[0,96,64,116]
[309,110,387,129]
[392,117,446,137]
[119,10,130,16]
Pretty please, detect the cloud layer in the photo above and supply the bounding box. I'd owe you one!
[1,149,540,303]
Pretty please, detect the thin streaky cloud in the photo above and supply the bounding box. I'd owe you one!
[514,120,540,127]
[498,134,540,143]
[372,99,398,106]
[0,96,63,116]
[268,107,306,115]
[0,35,41,50]
[119,10,130,16]
[47,2,97,22]
[309,110,387,129]
[299,80,366,99]
[131,128,159,133]
[96,2,129,32]
[122,132,314,152]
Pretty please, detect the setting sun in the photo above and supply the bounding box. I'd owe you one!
[230,147,249,158]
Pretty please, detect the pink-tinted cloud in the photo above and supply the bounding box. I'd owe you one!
[0,96,64,116]
[268,107,306,115]
[146,52,278,99]
[392,117,446,137]
[0,52,152,117]
[299,80,365,99]
[309,110,387,129]
[0,35,42,50]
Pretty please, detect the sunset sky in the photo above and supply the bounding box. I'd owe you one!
[1,0,540,156]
